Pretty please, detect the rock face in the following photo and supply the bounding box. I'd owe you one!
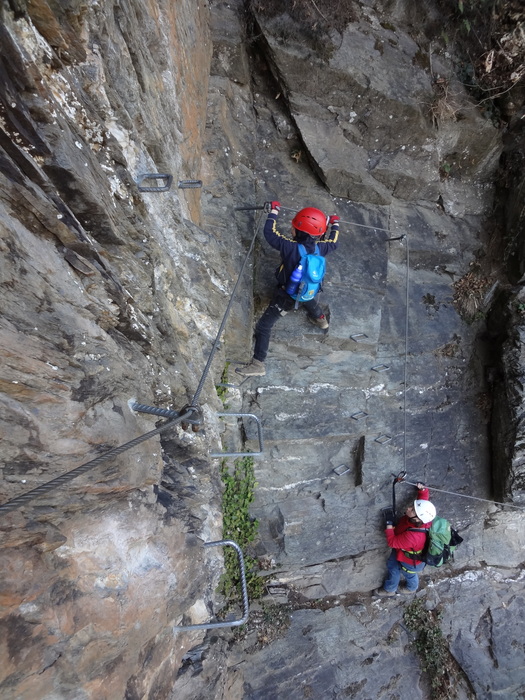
[0,1,233,698]
[177,1,525,698]
[1,0,525,699]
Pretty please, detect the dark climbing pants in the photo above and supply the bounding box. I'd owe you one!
[253,287,323,362]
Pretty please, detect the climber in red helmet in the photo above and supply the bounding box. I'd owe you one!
[236,201,340,377]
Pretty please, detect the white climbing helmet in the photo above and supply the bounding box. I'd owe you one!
[414,499,436,524]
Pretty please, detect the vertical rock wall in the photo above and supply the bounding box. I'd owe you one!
[1,0,525,698]
[172,2,525,698]
[0,1,237,698]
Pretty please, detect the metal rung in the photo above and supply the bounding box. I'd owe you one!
[350,333,369,342]
[137,173,173,192]
[174,540,249,631]
[178,179,202,189]
[351,411,368,420]
[210,413,264,457]
[375,434,392,444]
[333,464,350,476]
[371,364,390,372]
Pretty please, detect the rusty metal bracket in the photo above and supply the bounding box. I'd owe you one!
[174,539,249,631]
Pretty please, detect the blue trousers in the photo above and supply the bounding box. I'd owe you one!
[253,288,323,362]
[384,550,425,592]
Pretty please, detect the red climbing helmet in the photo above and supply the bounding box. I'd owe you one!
[292,207,328,237]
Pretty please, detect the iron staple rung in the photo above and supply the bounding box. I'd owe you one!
[351,411,368,420]
[136,173,173,192]
[174,540,249,631]
[178,180,202,188]
[333,464,350,476]
[210,413,264,457]
[131,406,264,457]
[375,434,392,444]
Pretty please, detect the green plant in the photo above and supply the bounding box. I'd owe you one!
[215,362,230,408]
[403,600,455,699]
[220,456,264,600]
[440,161,452,177]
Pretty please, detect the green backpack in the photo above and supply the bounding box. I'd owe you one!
[409,517,463,567]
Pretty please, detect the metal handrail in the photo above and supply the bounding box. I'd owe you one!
[174,539,249,631]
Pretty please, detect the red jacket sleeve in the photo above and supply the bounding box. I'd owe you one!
[385,526,427,552]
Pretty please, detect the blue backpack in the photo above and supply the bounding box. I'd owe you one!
[291,243,326,306]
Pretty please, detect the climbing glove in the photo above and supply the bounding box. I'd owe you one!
[329,214,340,224]
[271,201,281,211]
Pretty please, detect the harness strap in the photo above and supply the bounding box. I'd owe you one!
[401,565,418,574]
[402,526,428,561]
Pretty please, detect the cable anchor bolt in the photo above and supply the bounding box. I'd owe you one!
[179,404,204,432]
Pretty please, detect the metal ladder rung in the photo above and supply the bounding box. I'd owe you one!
[174,540,249,631]
[136,173,173,192]
[211,413,264,457]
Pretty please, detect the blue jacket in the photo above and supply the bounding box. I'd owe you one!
[264,211,339,284]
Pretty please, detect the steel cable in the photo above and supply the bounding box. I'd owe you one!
[0,211,266,516]
[278,205,396,235]
[190,210,266,406]
[0,409,193,516]
[402,479,525,511]
[1,210,269,515]
[403,236,410,474]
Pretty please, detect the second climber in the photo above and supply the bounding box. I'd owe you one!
[374,483,437,596]
[236,201,340,377]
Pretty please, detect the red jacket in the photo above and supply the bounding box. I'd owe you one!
[385,488,430,566]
